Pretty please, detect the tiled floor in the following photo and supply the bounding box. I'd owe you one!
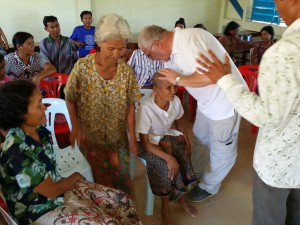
[131,101,257,225]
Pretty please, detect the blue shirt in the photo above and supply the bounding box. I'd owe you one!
[70,25,95,58]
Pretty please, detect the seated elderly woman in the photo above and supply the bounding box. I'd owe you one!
[4,31,56,87]
[136,72,198,225]
[0,80,141,225]
[65,14,140,193]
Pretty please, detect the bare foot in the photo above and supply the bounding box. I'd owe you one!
[179,196,197,217]
[161,207,176,225]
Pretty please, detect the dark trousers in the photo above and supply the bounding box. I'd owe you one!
[252,170,300,225]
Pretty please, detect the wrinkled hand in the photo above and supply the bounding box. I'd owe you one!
[69,125,85,148]
[196,49,231,83]
[129,139,138,157]
[159,68,181,85]
[166,156,179,180]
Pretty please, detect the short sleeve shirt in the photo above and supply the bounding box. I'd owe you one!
[65,54,141,147]
[136,95,184,144]
[0,126,63,224]
[5,52,48,80]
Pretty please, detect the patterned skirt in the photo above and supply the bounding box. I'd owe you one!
[139,135,197,200]
[32,180,140,225]
[84,142,132,194]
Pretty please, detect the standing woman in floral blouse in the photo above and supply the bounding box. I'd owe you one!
[0,80,140,225]
[251,26,275,65]
[65,14,140,193]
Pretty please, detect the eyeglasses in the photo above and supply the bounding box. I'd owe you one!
[145,41,155,58]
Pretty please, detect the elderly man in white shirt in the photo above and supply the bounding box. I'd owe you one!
[196,0,300,224]
[138,25,245,202]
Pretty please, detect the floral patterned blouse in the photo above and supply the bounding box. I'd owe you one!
[65,54,141,147]
[0,126,64,224]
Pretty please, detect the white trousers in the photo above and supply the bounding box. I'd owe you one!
[191,110,240,194]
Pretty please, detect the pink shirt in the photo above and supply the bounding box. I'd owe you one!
[0,75,12,85]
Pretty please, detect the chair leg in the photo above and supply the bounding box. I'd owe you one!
[130,153,135,180]
[144,172,155,216]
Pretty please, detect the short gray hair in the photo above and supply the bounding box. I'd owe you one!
[94,13,131,43]
[138,25,168,49]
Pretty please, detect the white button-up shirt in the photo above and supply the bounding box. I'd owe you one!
[164,28,246,120]
[136,95,183,145]
[217,18,300,188]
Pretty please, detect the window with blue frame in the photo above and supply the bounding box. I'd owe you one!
[251,0,281,25]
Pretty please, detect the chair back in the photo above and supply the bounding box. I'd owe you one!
[42,98,94,182]
[238,65,259,92]
[40,73,69,98]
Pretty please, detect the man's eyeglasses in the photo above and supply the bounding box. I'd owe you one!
[145,41,155,58]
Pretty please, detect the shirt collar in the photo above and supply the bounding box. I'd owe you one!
[282,18,300,38]
[47,35,67,43]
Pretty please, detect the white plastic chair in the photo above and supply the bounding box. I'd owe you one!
[130,88,155,215]
[0,188,17,225]
[42,98,94,182]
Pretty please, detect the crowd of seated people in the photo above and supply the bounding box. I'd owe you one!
[0,9,281,225]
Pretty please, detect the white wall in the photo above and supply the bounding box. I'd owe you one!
[91,0,222,42]
[0,0,84,45]
[0,0,222,44]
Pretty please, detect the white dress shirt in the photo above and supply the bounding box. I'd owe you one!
[164,28,246,120]
[136,95,183,145]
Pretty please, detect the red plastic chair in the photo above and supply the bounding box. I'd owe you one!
[238,65,259,134]
[40,73,70,146]
[238,65,259,92]
[40,73,69,98]
[176,86,197,122]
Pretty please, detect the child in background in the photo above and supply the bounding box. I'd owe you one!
[70,11,96,58]
[0,27,9,56]
[0,54,11,85]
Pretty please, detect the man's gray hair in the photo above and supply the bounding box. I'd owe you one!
[94,13,131,43]
[138,25,168,49]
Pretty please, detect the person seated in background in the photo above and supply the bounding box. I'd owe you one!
[5,32,56,87]
[0,80,141,225]
[127,48,164,88]
[40,16,78,74]
[0,54,11,85]
[136,72,197,225]
[251,26,275,65]
[193,23,207,30]
[218,21,254,66]
[70,10,96,58]
[175,17,186,29]
[0,27,9,56]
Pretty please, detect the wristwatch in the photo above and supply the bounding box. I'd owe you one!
[175,76,182,86]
